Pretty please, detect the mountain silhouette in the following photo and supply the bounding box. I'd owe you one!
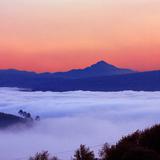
[0,61,159,91]
[51,60,135,78]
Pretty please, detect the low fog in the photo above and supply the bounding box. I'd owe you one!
[0,88,160,160]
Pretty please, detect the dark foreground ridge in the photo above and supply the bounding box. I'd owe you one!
[0,111,40,129]
[0,61,159,91]
[30,124,160,160]
[0,112,26,128]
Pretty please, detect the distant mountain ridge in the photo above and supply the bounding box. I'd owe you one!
[51,61,136,78]
[0,61,135,78]
[0,60,159,91]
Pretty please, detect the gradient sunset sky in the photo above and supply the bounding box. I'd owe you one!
[0,0,160,72]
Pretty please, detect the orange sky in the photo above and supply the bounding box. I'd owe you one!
[0,0,160,72]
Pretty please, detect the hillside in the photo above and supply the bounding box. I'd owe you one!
[0,112,26,128]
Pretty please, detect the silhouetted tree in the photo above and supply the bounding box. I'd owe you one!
[50,156,59,160]
[26,113,31,118]
[98,125,160,160]
[18,109,33,121]
[18,109,23,116]
[29,151,49,160]
[122,147,160,160]
[28,124,160,160]
[139,124,160,153]
[99,143,110,160]
[73,145,95,160]
[29,151,59,160]
[35,116,40,121]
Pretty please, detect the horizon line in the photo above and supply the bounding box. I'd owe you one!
[0,60,159,73]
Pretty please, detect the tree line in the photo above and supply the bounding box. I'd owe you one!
[18,109,40,122]
[29,124,160,160]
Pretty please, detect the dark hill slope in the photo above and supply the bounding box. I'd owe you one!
[103,124,160,160]
[0,112,26,128]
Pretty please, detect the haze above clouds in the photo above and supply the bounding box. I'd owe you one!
[0,88,160,159]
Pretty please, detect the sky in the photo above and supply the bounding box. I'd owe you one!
[0,0,160,72]
[0,88,160,159]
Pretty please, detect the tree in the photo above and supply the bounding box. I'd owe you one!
[18,109,33,121]
[73,145,95,160]
[26,113,31,118]
[50,156,59,160]
[18,109,24,116]
[29,151,59,160]
[35,116,40,121]
[18,109,40,121]
[139,124,160,153]
[99,143,110,160]
[122,147,160,160]
[29,151,49,160]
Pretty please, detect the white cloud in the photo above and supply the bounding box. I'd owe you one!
[0,88,160,160]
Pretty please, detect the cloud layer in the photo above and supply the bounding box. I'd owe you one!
[0,88,160,160]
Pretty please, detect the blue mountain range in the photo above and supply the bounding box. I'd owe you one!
[0,61,159,91]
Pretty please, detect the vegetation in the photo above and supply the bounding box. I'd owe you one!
[0,112,26,128]
[30,124,160,160]
[0,110,40,129]
[29,151,59,160]
[73,144,95,160]
[18,109,40,121]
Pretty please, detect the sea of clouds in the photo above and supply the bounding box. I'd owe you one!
[0,87,160,160]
